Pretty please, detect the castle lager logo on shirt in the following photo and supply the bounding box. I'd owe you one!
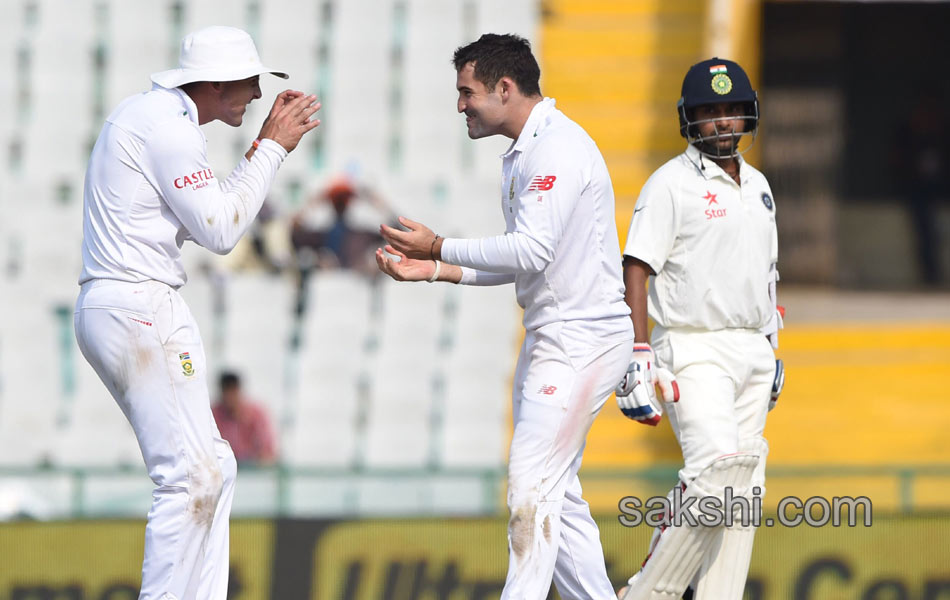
[179,352,195,377]
[174,168,216,190]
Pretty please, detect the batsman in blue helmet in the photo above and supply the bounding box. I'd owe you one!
[616,58,784,600]
[678,57,760,159]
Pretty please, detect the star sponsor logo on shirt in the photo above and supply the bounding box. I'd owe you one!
[703,191,727,220]
[174,168,216,190]
[528,175,557,192]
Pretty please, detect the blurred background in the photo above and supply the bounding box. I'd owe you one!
[0,0,949,598]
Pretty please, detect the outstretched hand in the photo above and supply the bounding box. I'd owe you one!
[258,90,322,152]
[375,246,437,282]
[380,216,439,260]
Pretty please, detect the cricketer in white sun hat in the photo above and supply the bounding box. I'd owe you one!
[151,25,288,89]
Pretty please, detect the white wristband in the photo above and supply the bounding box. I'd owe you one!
[427,259,441,283]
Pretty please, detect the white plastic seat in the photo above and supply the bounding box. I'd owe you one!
[284,374,362,468]
[321,0,391,175]
[51,392,143,469]
[401,0,465,179]
[23,2,95,181]
[106,1,167,105]
[216,272,294,417]
[0,281,63,467]
[283,271,376,467]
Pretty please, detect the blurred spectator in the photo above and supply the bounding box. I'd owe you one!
[898,86,949,285]
[212,372,277,466]
[287,176,394,351]
[290,176,393,277]
[214,198,288,274]
[247,199,284,273]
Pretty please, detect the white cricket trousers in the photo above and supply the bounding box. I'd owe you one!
[75,279,236,600]
[503,322,633,600]
[654,326,774,600]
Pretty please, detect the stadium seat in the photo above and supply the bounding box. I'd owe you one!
[399,0,464,180]
[0,283,64,467]
[438,347,513,468]
[257,0,322,84]
[360,277,447,467]
[322,0,392,176]
[182,0,244,33]
[215,271,295,419]
[105,1,168,105]
[285,373,363,468]
[50,385,143,469]
[362,387,434,468]
[0,5,19,152]
[282,271,377,467]
[23,1,96,181]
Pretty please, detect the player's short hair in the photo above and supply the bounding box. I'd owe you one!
[220,371,241,390]
[452,33,541,97]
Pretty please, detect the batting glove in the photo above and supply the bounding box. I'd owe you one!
[769,358,785,411]
[615,344,680,426]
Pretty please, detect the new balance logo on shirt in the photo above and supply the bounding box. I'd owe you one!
[528,175,557,191]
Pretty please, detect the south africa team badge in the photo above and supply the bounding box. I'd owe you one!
[179,352,195,377]
[509,176,515,200]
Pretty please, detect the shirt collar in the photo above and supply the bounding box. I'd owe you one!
[684,143,749,185]
[501,97,556,158]
[153,82,201,126]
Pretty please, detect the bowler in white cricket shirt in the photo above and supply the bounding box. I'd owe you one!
[377,34,633,600]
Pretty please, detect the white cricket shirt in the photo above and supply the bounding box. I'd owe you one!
[79,84,288,287]
[623,144,778,331]
[441,99,632,359]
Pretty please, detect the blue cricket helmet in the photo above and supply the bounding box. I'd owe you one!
[677,57,759,139]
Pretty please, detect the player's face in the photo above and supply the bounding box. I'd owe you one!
[693,102,746,153]
[456,62,505,139]
[217,76,262,127]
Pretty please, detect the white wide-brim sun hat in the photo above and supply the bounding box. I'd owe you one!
[151,25,288,89]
